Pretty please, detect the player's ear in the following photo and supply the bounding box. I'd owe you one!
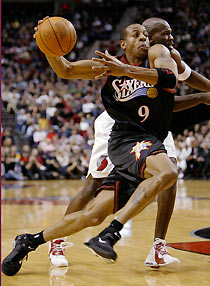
[149,35,155,46]
[120,40,126,50]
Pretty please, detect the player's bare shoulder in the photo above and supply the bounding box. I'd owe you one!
[148,44,178,76]
[148,44,171,60]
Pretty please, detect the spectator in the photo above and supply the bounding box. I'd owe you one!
[16,109,28,133]
[3,145,23,180]
[82,96,96,114]
[19,144,30,178]
[56,147,71,178]
[44,150,60,179]
[25,148,46,179]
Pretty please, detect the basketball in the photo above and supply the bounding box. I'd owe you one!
[35,17,77,57]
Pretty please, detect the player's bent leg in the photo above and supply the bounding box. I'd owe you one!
[85,188,123,261]
[145,157,180,268]
[117,153,178,224]
[155,171,177,239]
[82,191,114,227]
[85,170,138,262]
[2,191,114,276]
[64,174,105,215]
[144,157,180,267]
[44,191,114,241]
[85,153,178,262]
[49,175,104,267]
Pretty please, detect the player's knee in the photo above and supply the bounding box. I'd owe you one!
[83,210,105,227]
[160,166,178,187]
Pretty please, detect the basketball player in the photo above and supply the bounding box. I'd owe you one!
[83,20,210,262]
[2,23,210,276]
[48,18,210,268]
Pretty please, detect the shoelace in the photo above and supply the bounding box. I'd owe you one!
[51,241,73,256]
[12,239,30,262]
[155,242,168,255]
[103,232,121,246]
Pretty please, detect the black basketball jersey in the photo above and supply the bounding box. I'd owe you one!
[101,55,175,142]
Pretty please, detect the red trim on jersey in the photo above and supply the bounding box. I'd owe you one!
[96,185,115,192]
[95,185,115,198]
[163,87,175,93]
[121,55,142,66]
[151,150,167,156]
[113,181,120,213]
[140,161,146,179]
[147,56,150,68]
[140,150,167,178]
[102,75,109,88]
[121,55,128,64]
[95,182,120,214]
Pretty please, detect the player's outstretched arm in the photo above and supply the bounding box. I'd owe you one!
[173,92,210,112]
[92,47,177,88]
[184,71,210,92]
[170,48,210,91]
[45,55,103,80]
[33,17,103,80]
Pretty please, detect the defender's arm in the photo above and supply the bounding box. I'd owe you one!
[170,48,210,91]
[173,93,210,112]
[184,70,210,92]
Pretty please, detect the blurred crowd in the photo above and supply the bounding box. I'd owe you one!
[1,0,210,180]
[175,121,210,180]
[1,79,104,180]
[2,119,210,181]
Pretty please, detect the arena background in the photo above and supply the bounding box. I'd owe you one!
[1,1,210,286]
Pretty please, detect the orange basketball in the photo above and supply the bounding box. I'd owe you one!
[35,17,77,57]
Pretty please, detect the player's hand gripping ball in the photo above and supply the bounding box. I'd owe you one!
[35,17,77,57]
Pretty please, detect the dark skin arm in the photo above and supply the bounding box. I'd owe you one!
[173,92,210,112]
[184,70,210,92]
[170,48,210,91]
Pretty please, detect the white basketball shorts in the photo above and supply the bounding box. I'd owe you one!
[87,111,177,179]
[87,111,115,178]
[163,131,177,159]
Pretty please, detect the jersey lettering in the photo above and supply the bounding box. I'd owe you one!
[112,78,153,102]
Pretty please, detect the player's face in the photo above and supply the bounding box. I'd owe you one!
[151,23,174,50]
[121,24,150,59]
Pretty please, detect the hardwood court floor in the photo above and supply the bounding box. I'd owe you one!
[1,179,210,286]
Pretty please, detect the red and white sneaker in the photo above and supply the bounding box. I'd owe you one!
[144,238,180,268]
[49,239,73,267]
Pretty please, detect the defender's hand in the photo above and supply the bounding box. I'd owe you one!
[200,92,210,105]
